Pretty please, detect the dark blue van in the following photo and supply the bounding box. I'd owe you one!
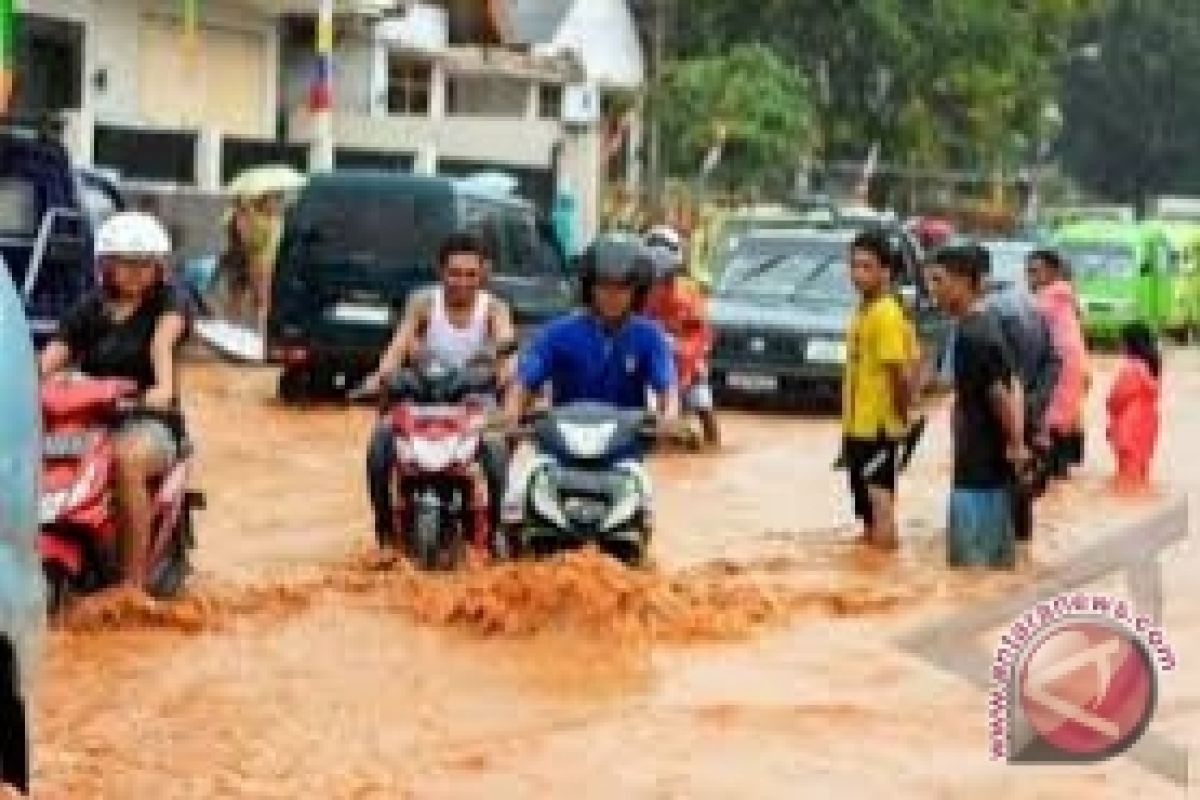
[267,172,572,401]
[0,121,109,347]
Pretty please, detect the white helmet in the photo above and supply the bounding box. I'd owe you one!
[96,211,172,259]
[645,225,684,277]
[645,225,683,254]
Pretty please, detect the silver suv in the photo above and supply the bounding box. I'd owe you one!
[0,260,42,793]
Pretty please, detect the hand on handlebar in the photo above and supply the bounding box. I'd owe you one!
[349,372,384,401]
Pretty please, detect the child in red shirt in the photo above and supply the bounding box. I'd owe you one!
[1107,321,1160,492]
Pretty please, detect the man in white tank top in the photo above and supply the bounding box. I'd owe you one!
[361,233,516,556]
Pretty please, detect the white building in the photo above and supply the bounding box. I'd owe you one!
[16,0,645,241]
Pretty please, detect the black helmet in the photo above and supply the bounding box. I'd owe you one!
[576,233,655,310]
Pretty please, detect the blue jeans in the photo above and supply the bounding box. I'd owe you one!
[366,422,507,546]
[947,487,1015,568]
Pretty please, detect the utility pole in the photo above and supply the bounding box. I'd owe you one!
[311,0,336,172]
[646,0,670,214]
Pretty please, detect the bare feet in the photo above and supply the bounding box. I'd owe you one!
[370,545,401,570]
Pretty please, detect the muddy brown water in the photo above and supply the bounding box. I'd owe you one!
[29,352,1200,798]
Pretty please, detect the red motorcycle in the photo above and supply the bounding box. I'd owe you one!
[364,357,498,570]
[37,376,201,612]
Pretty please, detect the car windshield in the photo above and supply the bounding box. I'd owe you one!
[0,178,40,239]
[715,234,855,302]
[983,242,1036,289]
[294,189,447,272]
[1059,242,1137,279]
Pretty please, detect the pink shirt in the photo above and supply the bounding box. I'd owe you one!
[1036,280,1089,433]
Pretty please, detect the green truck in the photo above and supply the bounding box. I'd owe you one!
[1052,220,1192,342]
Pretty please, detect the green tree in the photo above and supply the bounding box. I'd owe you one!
[669,0,1096,183]
[1060,0,1200,209]
[653,44,814,192]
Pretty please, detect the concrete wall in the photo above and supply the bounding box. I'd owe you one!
[41,0,279,134]
[291,111,561,169]
[447,73,529,117]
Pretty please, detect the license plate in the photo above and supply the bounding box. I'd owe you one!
[806,339,847,364]
[43,431,91,459]
[329,302,393,325]
[725,372,778,393]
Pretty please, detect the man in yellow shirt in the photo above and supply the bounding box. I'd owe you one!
[842,230,914,549]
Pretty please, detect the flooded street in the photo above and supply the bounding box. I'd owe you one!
[30,352,1198,798]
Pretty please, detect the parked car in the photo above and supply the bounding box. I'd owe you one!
[0,262,42,794]
[1052,220,1177,342]
[1151,221,1200,341]
[981,239,1038,296]
[267,172,573,401]
[0,119,100,348]
[708,226,949,409]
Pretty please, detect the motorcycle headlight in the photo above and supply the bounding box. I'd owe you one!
[530,468,568,529]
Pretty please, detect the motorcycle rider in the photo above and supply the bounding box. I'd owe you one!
[500,233,680,527]
[502,233,679,426]
[358,231,516,557]
[38,212,190,591]
[643,225,720,446]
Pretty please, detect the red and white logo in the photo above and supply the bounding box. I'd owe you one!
[987,593,1175,764]
[1017,619,1155,759]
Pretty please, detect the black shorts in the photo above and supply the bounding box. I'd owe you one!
[845,435,899,525]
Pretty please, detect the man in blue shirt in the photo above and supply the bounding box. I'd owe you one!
[503,234,680,423]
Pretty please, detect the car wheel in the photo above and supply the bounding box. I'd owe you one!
[0,639,28,794]
[278,367,312,403]
[43,562,71,617]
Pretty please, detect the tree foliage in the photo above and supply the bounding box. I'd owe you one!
[1059,0,1200,208]
[663,0,1098,189]
[653,44,814,190]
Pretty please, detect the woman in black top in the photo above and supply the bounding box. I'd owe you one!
[39,212,188,591]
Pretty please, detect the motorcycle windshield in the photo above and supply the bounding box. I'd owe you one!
[535,402,647,466]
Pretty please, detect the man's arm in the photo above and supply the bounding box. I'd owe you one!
[975,328,1025,460]
[989,378,1026,460]
[38,341,72,379]
[487,297,518,386]
[144,312,188,411]
[502,324,553,426]
[651,384,681,421]
[886,363,912,424]
[367,291,431,390]
[647,324,681,421]
[876,306,912,423]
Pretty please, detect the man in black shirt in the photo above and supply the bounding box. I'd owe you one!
[926,246,1027,568]
[973,245,1059,540]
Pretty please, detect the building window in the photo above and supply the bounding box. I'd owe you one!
[538,84,562,120]
[387,59,432,115]
[446,75,527,117]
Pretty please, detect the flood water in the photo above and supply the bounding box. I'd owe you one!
[29,351,1199,798]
